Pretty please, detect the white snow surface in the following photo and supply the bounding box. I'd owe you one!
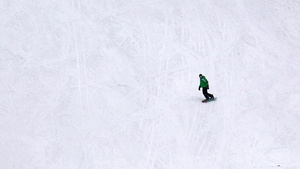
[1,0,300,169]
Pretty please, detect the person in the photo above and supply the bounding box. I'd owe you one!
[198,74,214,101]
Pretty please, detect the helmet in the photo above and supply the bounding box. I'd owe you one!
[199,74,203,77]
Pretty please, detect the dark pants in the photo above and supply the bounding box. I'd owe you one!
[202,87,213,99]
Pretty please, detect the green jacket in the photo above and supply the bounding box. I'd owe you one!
[199,76,209,88]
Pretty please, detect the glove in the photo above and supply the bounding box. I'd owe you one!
[198,86,201,91]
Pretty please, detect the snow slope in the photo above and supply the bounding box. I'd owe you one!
[0,0,300,168]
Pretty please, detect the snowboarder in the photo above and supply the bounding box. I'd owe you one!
[198,74,214,101]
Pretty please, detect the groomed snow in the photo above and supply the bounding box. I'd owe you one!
[0,0,300,168]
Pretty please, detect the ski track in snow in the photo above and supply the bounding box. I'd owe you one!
[0,0,300,169]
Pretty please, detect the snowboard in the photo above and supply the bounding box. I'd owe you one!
[202,97,217,103]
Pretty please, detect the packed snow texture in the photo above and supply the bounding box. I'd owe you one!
[0,0,300,169]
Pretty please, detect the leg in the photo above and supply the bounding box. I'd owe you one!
[202,88,210,99]
[203,87,214,99]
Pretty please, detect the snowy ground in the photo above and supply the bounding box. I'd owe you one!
[1,0,300,169]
